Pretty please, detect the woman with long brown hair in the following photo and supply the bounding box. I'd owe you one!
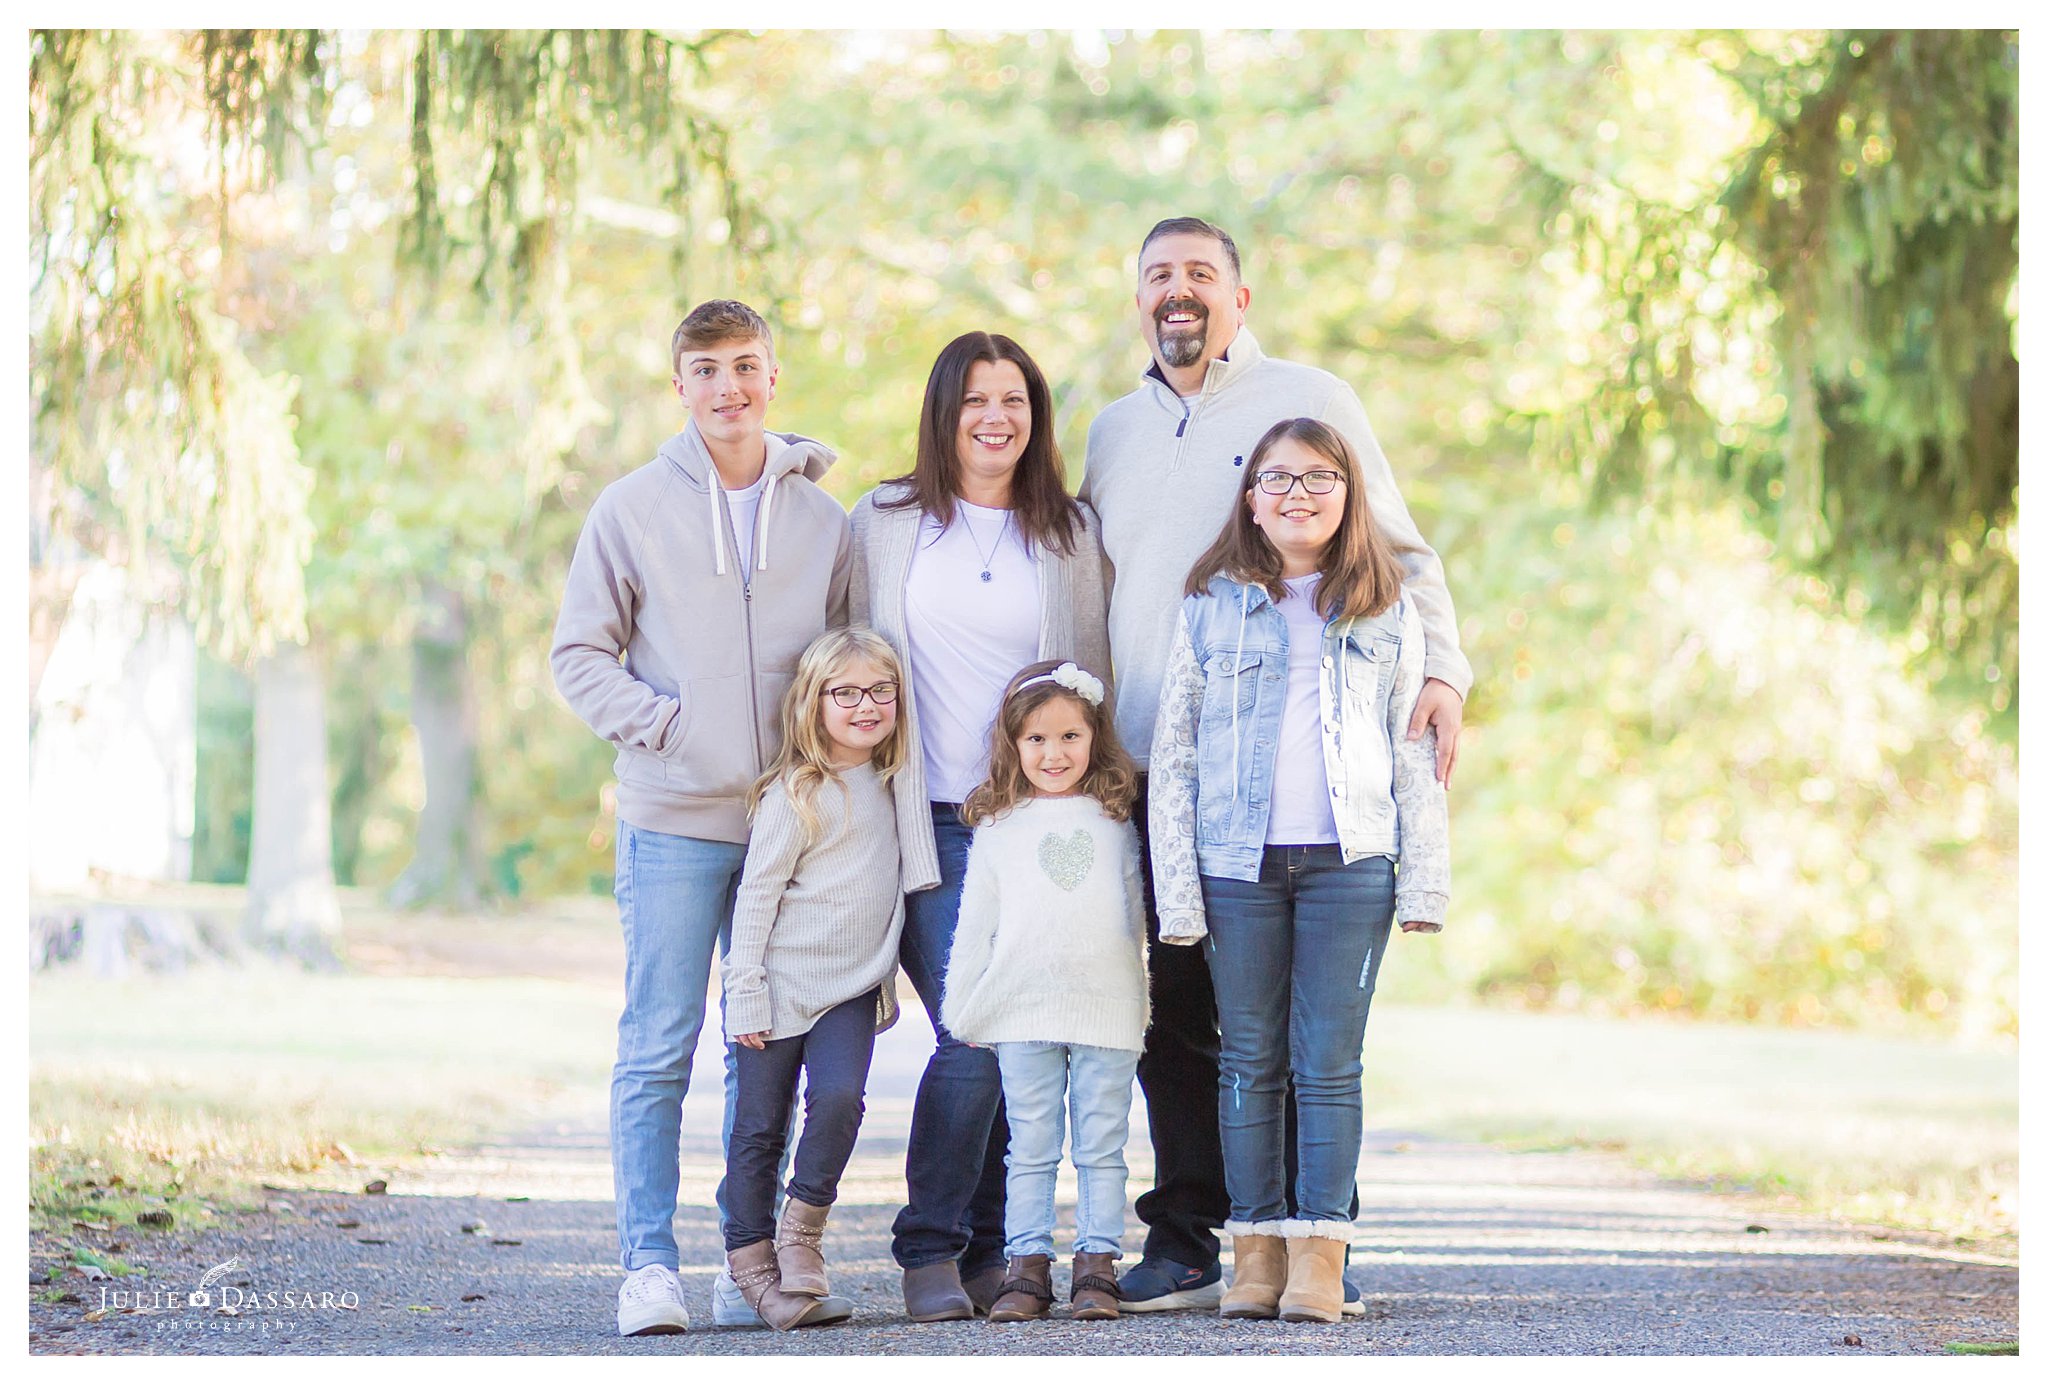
[1146,416,1452,1324]
[848,331,1111,1321]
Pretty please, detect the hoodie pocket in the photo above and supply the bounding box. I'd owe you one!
[656,673,756,801]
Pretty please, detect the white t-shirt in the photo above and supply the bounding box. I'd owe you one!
[904,502,1042,802]
[1265,574,1341,845]
[721,474,766,575]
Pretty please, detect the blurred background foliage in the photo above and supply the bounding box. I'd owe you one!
[31,29,2017,1036]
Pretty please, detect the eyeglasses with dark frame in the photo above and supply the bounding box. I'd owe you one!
[1253,468,1345,496]
[819,681,899,709]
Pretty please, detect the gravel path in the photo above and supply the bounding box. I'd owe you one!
[29,1002,2018,1356]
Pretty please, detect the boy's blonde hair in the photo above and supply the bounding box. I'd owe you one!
[748,626,907,842]
[671,298,775,377]
[961,659,1138,827]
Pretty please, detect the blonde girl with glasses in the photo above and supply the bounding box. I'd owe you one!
[718,626,912,1330]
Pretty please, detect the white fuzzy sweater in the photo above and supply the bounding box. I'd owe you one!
[939,794,1150,1052]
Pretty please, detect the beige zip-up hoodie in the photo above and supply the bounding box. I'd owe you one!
[550,420,852,843]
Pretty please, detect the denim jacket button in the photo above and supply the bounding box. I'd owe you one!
[1321,655,1334,670]
[1331,785,1345,798]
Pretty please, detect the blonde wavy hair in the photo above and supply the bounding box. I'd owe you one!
[748,626,908,842]
[961,659,1138,827]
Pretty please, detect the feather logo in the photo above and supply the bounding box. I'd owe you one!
[187,1256,242,1307]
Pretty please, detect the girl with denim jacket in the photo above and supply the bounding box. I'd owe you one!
[1146,417,1451,1324]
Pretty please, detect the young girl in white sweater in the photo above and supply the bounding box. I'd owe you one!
[940,659,1148,1324]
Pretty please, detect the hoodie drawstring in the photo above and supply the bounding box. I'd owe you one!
[707,470,728,578]
[756,471,780,572]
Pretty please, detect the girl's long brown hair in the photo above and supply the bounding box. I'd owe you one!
[961,660,1138,826]
[876,331,1081,557]
[1183,417,1404,620]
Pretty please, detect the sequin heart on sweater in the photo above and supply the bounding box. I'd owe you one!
[1036,829,1095,892]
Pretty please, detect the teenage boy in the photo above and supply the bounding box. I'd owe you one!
[551,299,854,1336]
[1080,218,1473,1312]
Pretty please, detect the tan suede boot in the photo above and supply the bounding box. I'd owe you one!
[1219,1224,1287,1319]
[985,1254,1054,1322]
[1069,1251,1122,1320]
[727,1240,824,1332]
[775,1197,831,1298]
[1277,1223,1349,1324]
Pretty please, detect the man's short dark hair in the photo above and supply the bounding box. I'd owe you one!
[1139,217,1242,283]
[671,299,774,376]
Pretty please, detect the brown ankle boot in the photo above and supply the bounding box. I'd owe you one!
[775,1197,830,1298]
[727,1240,823,1331]
[1069,1251,1121,1320]
[961,1262,1006,1317]
[1277,1223,1349,1324]
[985,1254,1054,1322]
[902,1260,974,1322]
[1219,1224,1287,1319]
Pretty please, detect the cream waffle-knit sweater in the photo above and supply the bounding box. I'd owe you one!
[939,794,1149,1052]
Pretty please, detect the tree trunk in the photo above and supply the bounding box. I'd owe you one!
[244,640,342,962]
[387,582,488,909]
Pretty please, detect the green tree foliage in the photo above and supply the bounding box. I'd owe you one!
[28,27,754,661]
[36,30,2015,1029]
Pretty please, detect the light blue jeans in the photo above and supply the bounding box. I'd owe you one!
[611,822,748,1272]
[994,1041,1140,1258]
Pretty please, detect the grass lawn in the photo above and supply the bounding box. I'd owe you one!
[1363,1004,2017,1247]
[28,897,2017,1254]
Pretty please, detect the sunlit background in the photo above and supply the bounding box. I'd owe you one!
[27,29,2018,1250]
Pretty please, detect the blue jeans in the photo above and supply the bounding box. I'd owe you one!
[610,823,748,1272]
[1201,847,1396,1227]
[995,1042,1140,1258]
[725,990,880,1250]
[891,804,1009,1272]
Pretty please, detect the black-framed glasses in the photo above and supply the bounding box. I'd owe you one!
[821,681,899,709]
[1253,469,1345,496]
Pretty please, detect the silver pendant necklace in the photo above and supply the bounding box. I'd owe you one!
[960,505,1010,583]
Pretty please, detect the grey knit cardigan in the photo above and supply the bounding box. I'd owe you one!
[848,481,1113,893]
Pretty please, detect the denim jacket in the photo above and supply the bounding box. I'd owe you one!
[1147,575,1451,941]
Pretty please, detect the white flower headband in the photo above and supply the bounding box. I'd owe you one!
[1015,661,1105,707]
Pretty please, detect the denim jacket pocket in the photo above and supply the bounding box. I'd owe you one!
[1196,650,1263,834]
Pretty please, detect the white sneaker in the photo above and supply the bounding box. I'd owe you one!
[617,1264,690,1336]
[710,1269,763,1328]
[712,1268,855,1328]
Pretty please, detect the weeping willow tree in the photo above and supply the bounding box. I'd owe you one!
[28,28,763,929]
[1523,30,2018,713]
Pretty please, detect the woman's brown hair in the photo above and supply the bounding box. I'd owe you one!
[877,332,1081,556]
[961,660,1139,826]
[1182,417,1405,620]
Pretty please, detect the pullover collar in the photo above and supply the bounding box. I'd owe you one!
[1141,326,1268,404]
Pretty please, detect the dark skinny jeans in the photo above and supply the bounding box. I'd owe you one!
[723,988,879,1251]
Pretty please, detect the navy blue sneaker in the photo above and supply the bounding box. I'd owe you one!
[1115,1256,1223,1312]
[1341,1268,1365,1318]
